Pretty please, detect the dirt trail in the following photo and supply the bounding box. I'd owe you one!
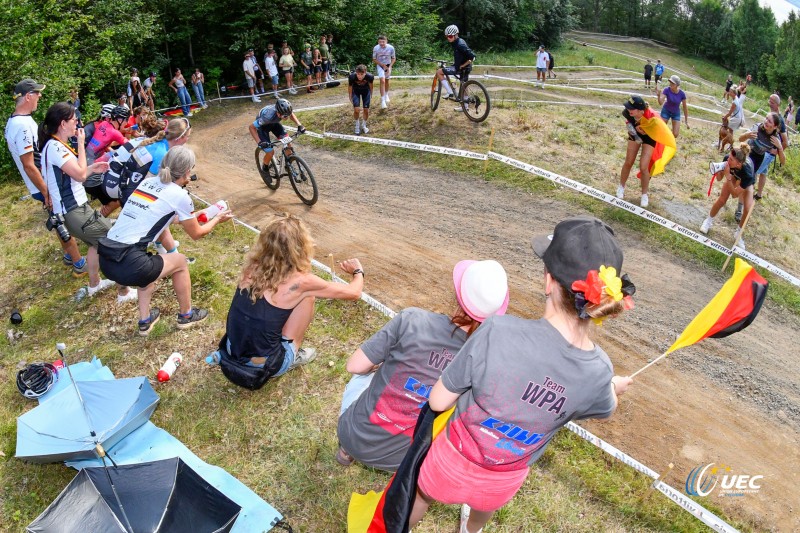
[188,90,799,531]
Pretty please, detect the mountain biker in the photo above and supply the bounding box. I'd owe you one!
[249,99,305,178]
[436,25,475,101]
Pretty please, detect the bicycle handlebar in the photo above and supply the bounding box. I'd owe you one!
[260,129,304,150]
[424,57,449,66]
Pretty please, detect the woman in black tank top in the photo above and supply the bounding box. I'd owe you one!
[214,213,366,388]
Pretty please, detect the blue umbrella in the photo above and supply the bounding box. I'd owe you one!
[16,376,159,463]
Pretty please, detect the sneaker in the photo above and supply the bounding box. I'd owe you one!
[385,94,390,104]
[72,260,89,277]
[734,202,743,223]
[615,185,625,199]
[443,93,455,101]
[355,124,360,135]
[290,346,317,368]
[202,104,208,109]
[138,308,161,337]
[361,123,369,134]
[289,88,298,95]
[176,307,209,330]
[460,504,483,533]
[380,98,387,109]
[754,193,762,201]
[87,278,115,297]
[117,289,138,304]
[274,91,279,99]
[335,446,355,467]
[252,96,261,103]
[62,253,73,266]
[640,193,649,208]
[733,228,745,249]
[700,216,713,234]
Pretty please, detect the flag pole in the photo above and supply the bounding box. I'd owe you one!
[630,350,669,378]
[722,207,754,271]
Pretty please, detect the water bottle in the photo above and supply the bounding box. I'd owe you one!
[157,352,183,382]
[195,200,228,223]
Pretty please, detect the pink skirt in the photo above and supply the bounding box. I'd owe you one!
[418,435,529,512]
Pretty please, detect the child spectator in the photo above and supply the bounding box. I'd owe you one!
[279,46,298,95]
[300,44,316,93]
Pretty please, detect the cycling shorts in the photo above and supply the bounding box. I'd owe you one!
[257,123,287,150]
[351,91,371,109]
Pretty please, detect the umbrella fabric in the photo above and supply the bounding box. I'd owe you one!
[27,457,241,533]
[17,377,159,463]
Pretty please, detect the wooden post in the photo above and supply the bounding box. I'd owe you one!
[328,253,336,281]
[216,82,221,104]
[484,127,496,173]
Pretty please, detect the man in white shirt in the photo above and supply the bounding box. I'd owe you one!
[243,51,261,103]
[4,78,84,273]
[535,45,550,88]
[372,35,396,109]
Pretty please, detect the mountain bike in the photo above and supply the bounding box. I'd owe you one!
[425,58,491,123]
[254,131,318,206]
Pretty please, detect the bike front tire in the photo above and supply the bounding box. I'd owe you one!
[286,155,318,206]
[254,147,280,190]
[460,80,491,123]
[430,76,441,112]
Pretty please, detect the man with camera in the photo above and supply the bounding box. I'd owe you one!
[4,78,87,275]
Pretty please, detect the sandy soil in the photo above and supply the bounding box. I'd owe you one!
[186,88,799,531]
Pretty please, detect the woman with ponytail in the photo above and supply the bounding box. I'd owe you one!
[40,102,135,302]
[98,145,233,336]
[409,216,635,533]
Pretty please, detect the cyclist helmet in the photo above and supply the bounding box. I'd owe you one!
[100,104,116,118]
[17,362,58,399]
[444,25,459,36]
[112,105,130,120]
[275,98,293,117]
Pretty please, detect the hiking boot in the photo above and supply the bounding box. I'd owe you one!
[290,346,317,369]
[87,278,115,297]
[72,260,89,277]
[117,289,138,304]
[734,202,743,223]
[138,308,161,337]
[700,216,713,234]
[640,193,649,208]
[335,446,355,467]
[615,185,625,199]
[176,307,209,330]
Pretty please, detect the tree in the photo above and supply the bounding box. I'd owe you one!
[765,11,800,100]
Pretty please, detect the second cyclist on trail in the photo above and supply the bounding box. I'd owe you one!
[249,99,306,179]
[436,25,476,101]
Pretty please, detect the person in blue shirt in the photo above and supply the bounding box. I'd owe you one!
[654,59,665,92]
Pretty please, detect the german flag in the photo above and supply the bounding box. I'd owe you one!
[666,259,768,354]
[636,107,677,179]
[348,405,453,533]
[131,189,157,203]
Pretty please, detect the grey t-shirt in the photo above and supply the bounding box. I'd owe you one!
[441,315,615,471]
[337,307,467,471]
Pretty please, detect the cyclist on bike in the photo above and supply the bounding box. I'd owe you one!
[436,25,475,101]
[249,99,305,178]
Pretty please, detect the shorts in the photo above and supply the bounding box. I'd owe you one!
[303,67,312,76]
[255,69,264,80]
[644,75,651,81]
[351,91,371,109]
[655,74,663,81]
[756,152,775,175]
[257,123,287,147]
[269,74,278,86]
[376,65,391,79]
[246,77,255,88]
[322,61,330,73]
[32,192,45,203]
[628,134,657,148]
[84,183,115,206]
[418,435,529,513]
[728,115,744,131]
[339,373,374,416]
[98,240,165,288]
[660,108,681,122]
[63,203,112,247]
[226,337,296,376]
[314,65,322,74]
[747,152,765,185]
[536,67,547,73]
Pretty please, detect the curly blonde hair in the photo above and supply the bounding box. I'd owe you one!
[241,213,314,302]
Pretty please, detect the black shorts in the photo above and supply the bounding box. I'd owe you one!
[628,134,657,148]
[98,239,164,288]
[655,74,662,82]
[644,75,651,81]
[257,123,287,144]
[255,69,264,80]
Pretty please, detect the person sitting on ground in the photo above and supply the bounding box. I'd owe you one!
[39,102,135,302]
[348,64,374,135]
[249,99,305,180]
[208,213,364,389]
[408,216,635,533]
[437,25,475,101]
[335,259,509,471]
[98,145,233,335]
[658,75,689,138]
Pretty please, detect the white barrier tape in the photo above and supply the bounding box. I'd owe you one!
[294,103,345,113]
[190,194,737,532]
[323,131,487,160]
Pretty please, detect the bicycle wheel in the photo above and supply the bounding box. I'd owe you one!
[430,76,441,112]
[460,80,491,123]
[254,147,280,190]
[286,155,318,206]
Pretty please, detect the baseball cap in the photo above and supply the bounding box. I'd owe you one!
[669,75,681,86]
[531,217,623,291]
[623,95,647,111]
[13,79,45,99]
[453,260,510,322]
[539,45,545,49]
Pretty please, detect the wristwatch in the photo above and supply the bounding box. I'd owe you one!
[352,269,364,277]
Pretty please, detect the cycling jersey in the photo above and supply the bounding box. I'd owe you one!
[86,120,126,160]
[4,114,41,195]
[451,37,476,70]
[100,137,145,199]
[42,139,87,215]
[254,105,282,127]
[349,72,374,92]
[102,138,167,203]
[106,176,194,247]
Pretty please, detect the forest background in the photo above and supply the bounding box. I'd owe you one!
[1,0,799,175]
